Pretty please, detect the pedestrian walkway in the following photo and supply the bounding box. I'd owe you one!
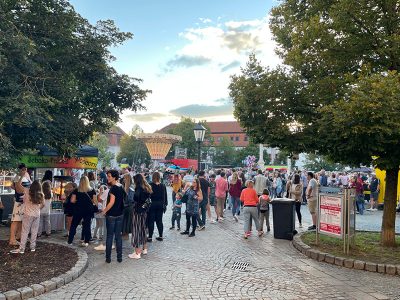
[33,193,400,299]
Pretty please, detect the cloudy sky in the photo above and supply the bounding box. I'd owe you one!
[70,0,280,133]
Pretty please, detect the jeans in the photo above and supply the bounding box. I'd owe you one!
[259,210,270,231]
[295,202,302,224]
[302,186,307,203]
[196,200,207,226]
[186,212,197,233]
[68,213,92,244]
[106,215,123,261]
[356,195,365,215]
[171,210,181,228]
[231,196,240,216]
[148,208,164,238]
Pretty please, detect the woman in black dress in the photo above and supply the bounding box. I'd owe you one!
[129,174,152,259]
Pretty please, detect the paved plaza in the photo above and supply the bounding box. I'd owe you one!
[26,190,399,300]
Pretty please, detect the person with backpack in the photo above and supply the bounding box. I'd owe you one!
[101,170,125,263]
[289,173,303,228]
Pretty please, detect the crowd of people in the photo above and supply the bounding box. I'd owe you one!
[6,162,396,262]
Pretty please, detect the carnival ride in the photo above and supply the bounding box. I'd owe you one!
[137,133,182,162]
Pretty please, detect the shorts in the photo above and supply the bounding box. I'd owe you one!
[209,197,216,206]
[11,202,24,222]
[370,191,379,200]
[307,197,317,214]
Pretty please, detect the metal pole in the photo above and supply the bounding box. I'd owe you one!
[197,141,201,172]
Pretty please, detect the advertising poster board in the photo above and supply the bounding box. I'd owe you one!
[319,194,343,238]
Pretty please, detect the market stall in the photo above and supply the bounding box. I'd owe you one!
[0,146,98,230]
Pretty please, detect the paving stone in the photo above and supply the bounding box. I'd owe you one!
[51,277,65,288]
[368,293,390,300]
[343,259,354,269]
[317,252,326,262]
[324,254,335,264]
[365,262,377,272]
[396,265,400,275]
[3,290,21,300]
[40,280,57,292]
[30,284,44,296]
[377,264,386,273]
[0,293,5,300]
[15,287,33,300]
[309,249,319,260]
[334,257,344,266]
[385,264,396,275]
[353,260,366,270]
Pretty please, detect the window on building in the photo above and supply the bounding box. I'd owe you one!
[235,136,239,141]
[230,136,234,141]
[244,136,248,141]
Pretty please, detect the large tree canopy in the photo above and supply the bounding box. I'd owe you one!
[0,0,150,167]
[230,0,400,246]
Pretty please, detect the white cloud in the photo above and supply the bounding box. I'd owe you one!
[121,15,280,133]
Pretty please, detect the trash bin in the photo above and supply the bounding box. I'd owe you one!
[271,198,296,240]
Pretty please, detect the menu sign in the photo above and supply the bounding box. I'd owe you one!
[319,194,343,238]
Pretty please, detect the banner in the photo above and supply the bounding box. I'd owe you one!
[21,155,98,169]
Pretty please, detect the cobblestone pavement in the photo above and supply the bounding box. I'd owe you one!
[2,189,397,300]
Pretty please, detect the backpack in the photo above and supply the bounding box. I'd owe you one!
[291,184,302,201]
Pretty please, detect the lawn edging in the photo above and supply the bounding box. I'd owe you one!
[292,233,400,276]
[0,241,88,300]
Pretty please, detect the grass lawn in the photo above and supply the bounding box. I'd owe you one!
[301,232,400,265]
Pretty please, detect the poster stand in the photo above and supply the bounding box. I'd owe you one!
[316,187,356,254]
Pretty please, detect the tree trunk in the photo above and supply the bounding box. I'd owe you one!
[381,168,399,247]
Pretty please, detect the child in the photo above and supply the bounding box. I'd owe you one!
[259,189,271,233]
[208,174,218,223]
[170,192,183,230]
[93,184,108,240]
[10,180,44,254]
[38,180,52,237]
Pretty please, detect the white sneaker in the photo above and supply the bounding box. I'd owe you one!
[234,215,239,222]
[142,249,148,255]
[80,242,89,247]
[128,252,141,259]
[210,219,216,224]
[219,217,224,222]
[94,244,106,251]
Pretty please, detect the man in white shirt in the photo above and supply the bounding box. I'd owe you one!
[306,172,318,231]
[254,170,267,196]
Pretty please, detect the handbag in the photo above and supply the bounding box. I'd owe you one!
[85,192,98,213]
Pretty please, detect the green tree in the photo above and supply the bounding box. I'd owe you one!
[303,153,347,172]
[0,0,149,168]
[117,126,150,167]
[213,137,236,166]
[88,132,114,168]
[169,117,211,159]
[230,1,400,246]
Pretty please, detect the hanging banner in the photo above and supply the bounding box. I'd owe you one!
[21,155,98,169]
[318,194,343,238]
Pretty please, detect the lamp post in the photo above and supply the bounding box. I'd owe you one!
[193,122,206,172]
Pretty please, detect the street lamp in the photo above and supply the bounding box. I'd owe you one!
[193,122,206,172]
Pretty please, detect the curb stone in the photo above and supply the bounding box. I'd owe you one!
[15,287,32,300]
[1,242,88,299]
[3,291,20,300]
[292,232,399,276]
